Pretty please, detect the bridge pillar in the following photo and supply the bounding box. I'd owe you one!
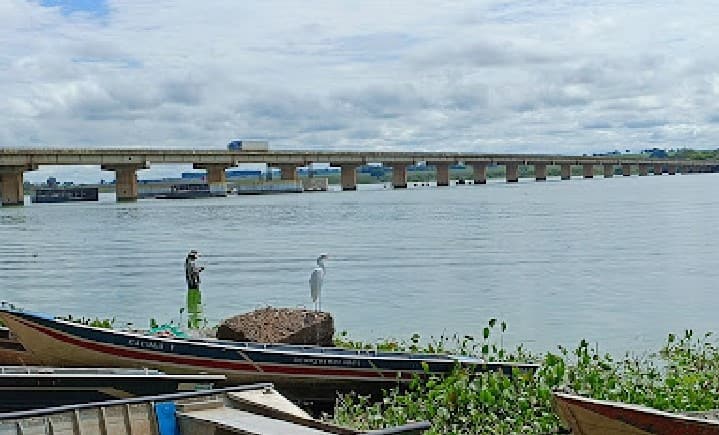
[102,164,147,202]
[391,164,407,188]
[505,163,519,183]
[471,163,487,184]
[277,164,298,181]
[622,164,631,176]
[638,164,648,176]
[583,164,594,178]
[667,164,676,175]
[653,163,663,175]
[0,166,28,206]
[194,163,230,196]
[340,164,358,191]
[435,163,450,186]
[560,164,571,180]
[534,163,547,181]
[603,164,614,178]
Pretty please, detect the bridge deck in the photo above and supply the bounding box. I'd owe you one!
[0,148,715,167]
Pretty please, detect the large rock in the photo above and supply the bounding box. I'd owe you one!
[216,307,334,346]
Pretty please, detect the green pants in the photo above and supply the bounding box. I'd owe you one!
[187,287,202,329]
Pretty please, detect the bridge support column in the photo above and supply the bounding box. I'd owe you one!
[435,163,450,186]
[340,164,358,191]
[534,163,547,181]
[505,163,519,183]
[278,164,298,181]
[603,164,614,178]
[583,164,594,178]
[0,166,27,206]
[194,164,230,196]
[622,164,631,176]
[638,164,648,176]
[471,163,487,184]
[561,164,571,180]
[391,164,407,188]
[653,164,663,175]
[102,164,147,202]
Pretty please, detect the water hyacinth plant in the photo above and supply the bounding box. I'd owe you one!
[332,321,719,434]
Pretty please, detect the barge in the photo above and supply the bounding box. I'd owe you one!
[155,184,213,199]
[32,187,98,203]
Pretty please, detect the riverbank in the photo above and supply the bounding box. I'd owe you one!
[331,320,719,434]
[5,311,717,433]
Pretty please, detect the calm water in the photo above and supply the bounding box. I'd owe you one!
[1,175,718,355]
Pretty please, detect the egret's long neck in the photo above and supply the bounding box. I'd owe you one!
[317,259,325,272]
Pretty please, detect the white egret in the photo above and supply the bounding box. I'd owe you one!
[309,254,329,312]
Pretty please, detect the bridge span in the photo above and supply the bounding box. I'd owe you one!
[0,148,717,205]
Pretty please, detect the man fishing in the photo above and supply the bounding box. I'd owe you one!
[184,250,205,329]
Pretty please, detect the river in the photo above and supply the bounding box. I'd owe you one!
[1,174,717,356]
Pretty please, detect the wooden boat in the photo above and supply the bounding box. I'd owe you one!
[0,384,431,434]
[553,391,719,435]
[0,308,536,403]
[0,327,37,365]
[0,366,224,412]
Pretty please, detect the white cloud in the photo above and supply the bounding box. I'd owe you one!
[2,0,718,182]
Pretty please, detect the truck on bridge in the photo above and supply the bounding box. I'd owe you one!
[227,140,269,151]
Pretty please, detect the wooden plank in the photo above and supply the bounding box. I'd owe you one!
[122,405,133,435]
[97,409,107,435]
[72,410,82,435]
[148,403,158,435]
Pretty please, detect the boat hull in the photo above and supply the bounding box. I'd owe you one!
[0,367,223,412]
[0,309,534,402]
[553,391,719,435]
[0,312,370,397]
[0,385,431,435]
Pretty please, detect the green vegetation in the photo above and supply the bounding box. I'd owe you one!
[673,148,719,160]
[333,321,719,434]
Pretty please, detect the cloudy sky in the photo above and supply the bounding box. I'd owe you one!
[2,0,719,181]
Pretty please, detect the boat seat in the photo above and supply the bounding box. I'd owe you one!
[177,409,343,434]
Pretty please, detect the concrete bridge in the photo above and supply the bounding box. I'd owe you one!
[0,148,717,205]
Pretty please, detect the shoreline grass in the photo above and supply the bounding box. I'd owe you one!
[332,320,719,434]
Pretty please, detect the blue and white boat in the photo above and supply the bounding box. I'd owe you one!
[0,308,536,401]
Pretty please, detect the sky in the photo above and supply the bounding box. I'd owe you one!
[2,0,719,182]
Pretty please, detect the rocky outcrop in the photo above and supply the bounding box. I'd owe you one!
[216,307,334,346]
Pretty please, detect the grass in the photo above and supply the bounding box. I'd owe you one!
[332,320,719,434]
